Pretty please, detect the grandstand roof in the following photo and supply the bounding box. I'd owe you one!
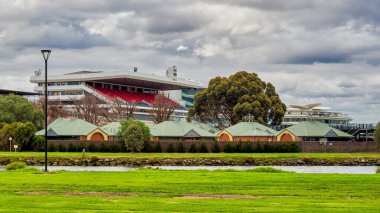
[30,70,205,90]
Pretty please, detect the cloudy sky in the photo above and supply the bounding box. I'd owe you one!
[0,0,379,122]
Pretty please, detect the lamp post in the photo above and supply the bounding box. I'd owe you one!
[9,137,12,152]
[41,49,51,172]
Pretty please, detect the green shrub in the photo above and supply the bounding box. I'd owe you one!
[243,141,253,153]
[177,141,185,153]
[88,142,97,152]
[199,142,208,153]
[212,141,220,153]
[123,124,144,152]
[67,143,76,152]
[48,144,56,152]
[224,142,234,153]
[154,142,162,153]
[255,142,263,153]
[189,142,197,153]
[6,162,26,170]
[142,141,152,152]
[32,135,44,152]
[110,144,120,152]
[58,144,66,152]
[167,142,175,153]
[77,143,85,152]
[289,142,300,152]
[235,141,243,153]
[99,143,110,152]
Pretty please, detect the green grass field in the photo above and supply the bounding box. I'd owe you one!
[0,168,379,212]
[0,152,379,159]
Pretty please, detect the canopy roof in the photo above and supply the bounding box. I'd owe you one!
[36,118,98,136]
[285,121,353,138]
[149,121,216,138]
[222,122,277,137]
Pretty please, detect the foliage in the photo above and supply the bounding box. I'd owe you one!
[211,141,220,153]
[117,118,151,142]
[5,162,26,170]
[123,124,145,152]
[48,144,56,152]
[149,93,176,124]
[177,141,185,153]
[154,142,162,153]
[235,141,243,153]
[0,122,37,151]
[77,143,85,152]
[374,122,380,147]
[70,94,111,125]
[192,71,286,128]
[224,142,234,153]
[32,135,45,152]
[142,141,152,152]
[88,142,97,152]
[67,143,77,152]
[109,144,120,153]
[189,142,197,153]
[0,94,44,129]
[243,141,254,153]
[199,142,208,153]
[99,143,111,152]
[167,142,175,153]
[255,142,264,153]
[58,144,66,152]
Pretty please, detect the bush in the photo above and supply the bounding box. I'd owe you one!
[154,142,162,153]
[374,122,380,147]
[243,141,253,153]
[88,142,97,152]
[177,141,185,153]
[99,143,111,152]
[254,142,263,153]
[0,122,37,151]
[117,118,151,142]
[67,143,77,152]
[58,144,66,152]
[110,144,120,152]
[212,141,220,153]
[235,141,243,153]
[199,142,208,153]
[123,124,144,152]
[77,143,85,152]
[189,142,197,153]
[224,142,234,153]
[6,162,26,170]
[142,141,152,152]
[32,135,45,152]
[48,144,56,152]
[167,142,175,153]
[288,142,300,153]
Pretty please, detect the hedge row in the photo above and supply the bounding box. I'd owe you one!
[48,142,122,153]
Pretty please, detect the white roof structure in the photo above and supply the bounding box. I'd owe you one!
[30,70,205,90]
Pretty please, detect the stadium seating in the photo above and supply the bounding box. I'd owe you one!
[92,86,180,107]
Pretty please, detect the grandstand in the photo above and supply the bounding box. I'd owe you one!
[30,66,204,122]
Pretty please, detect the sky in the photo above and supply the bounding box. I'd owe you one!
[0,0,379,123]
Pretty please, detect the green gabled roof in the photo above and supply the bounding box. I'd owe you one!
[36,118,98,136]
[100,122,121,136]
[285,121,353,138]
[187,121,219,133]
[223,122,278,137]
[149,121,216,138]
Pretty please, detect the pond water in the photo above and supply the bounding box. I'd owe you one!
[20,166,378,174]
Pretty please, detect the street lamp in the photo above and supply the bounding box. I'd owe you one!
[8,137,12,152]
[41,49,51,172]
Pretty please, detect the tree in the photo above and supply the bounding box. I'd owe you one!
[117,118,151,142]
[149,93,176,124]
[123,124,144,152]
[109,98,137,120]
[193,71,286,128]
[0,94,43,129]
[70,94,111,125]
[34,97,69,124]
[0,122,37,151]
[374,122,380,147]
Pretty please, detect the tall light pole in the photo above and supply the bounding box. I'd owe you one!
[41,49,51,172]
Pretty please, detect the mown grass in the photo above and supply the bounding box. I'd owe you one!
[0,151,379,159]
[0,168,378,212]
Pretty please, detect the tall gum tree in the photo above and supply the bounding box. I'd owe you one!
[192,71,286,128]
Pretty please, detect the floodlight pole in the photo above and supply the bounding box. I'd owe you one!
[41,50,51,172]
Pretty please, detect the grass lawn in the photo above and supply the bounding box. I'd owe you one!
[0,168,379,212]
[0,152,379,159]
